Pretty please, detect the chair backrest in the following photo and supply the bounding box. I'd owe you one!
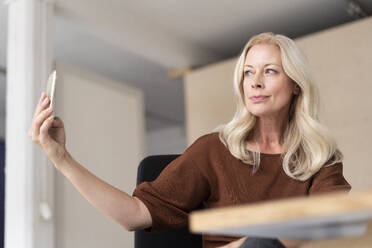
[134,155,203,248]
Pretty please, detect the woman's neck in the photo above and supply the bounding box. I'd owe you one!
[247,113,289,153]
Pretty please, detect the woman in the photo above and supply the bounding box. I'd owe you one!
[29,32,351,248]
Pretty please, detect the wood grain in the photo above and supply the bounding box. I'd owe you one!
[189,190,372,239]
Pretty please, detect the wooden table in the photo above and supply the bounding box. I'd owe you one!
[189,190,372,241]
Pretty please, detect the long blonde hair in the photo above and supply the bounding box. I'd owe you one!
[214,32,342,181]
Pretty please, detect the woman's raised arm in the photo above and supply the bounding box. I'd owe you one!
[56,151,152,231]
[28,92,152,231]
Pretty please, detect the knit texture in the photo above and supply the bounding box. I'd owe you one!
[133,132,351,248]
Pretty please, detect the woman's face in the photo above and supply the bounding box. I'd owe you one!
[243,43,298,118]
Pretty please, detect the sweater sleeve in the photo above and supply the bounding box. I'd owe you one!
[132,141,210,232]
[309,162,351,195]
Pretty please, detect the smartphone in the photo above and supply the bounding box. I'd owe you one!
[46,70,57,109]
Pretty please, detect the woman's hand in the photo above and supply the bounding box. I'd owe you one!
[217,237,247,248]
[28,92,67,168]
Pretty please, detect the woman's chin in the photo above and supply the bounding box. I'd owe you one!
[248,109,270,117]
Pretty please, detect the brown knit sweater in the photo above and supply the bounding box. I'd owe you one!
[133,132,351,248]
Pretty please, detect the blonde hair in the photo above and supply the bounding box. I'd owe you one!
[214,32,342,181]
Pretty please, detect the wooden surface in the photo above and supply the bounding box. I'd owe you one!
[189,190,372,240]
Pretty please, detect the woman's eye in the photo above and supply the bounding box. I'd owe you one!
[244,71,252,76]
[266,69,276,74]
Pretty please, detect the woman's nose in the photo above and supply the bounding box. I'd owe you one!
[251,74,264,89]
[251,82,263,88]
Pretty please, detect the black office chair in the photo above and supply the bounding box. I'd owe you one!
[134,155,203,248]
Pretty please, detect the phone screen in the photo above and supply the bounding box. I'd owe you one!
[46,70,56,109]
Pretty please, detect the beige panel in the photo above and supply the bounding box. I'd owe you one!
[295,17,372,192]
[54,63,145,248]
[184,17,372,247]
[184,58,237,144]
[184,17,372,189]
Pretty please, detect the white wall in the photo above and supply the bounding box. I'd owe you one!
[54,63,145,248]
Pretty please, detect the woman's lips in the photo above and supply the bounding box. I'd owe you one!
[250,95,269,102]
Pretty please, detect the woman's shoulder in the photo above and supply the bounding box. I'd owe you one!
[183,132,230,176]
[184,132,223,156]
[188,132,222,150]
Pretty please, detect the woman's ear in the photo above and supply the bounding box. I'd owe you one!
[293,85,300,95]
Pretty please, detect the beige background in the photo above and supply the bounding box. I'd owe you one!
[184,16,372,191]
[295,19,372,191]
[54,63,145,248]
[184,17,372,247]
